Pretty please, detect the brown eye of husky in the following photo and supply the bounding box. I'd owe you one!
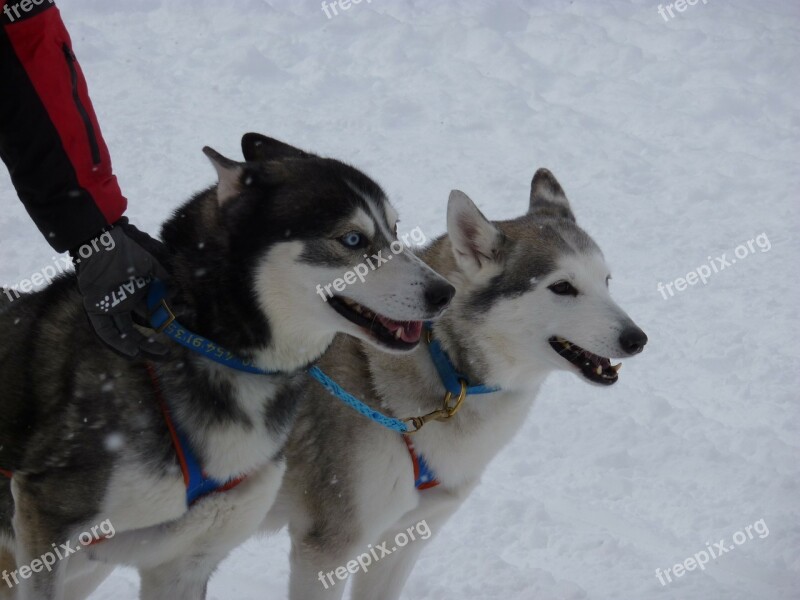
[549,281,578,297]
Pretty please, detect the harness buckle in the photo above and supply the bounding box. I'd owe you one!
[404,379,468,434]
[150,299,176,334]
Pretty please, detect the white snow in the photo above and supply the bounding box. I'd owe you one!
[1,1,798,598]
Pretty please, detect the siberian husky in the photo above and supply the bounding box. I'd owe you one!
[0,133,454,599]
[264,168,648,600]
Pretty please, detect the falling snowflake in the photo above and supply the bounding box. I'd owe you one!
[104,433,125,452]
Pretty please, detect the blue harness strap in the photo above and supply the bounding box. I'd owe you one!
[173,418,245,506]
[145,363,246,506]
[403,435,440,490]
[308,366,409,433]
[143,282,501,494]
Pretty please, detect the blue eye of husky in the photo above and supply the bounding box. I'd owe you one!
[340,231,365,248]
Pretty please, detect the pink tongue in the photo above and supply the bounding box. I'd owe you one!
[377,317,423,343]
[401,320,423,342]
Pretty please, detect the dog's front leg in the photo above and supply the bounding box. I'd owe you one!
[9,478,74,600]
[138,554,223,600]
[351,489,461,600]
[62,562,116,600]
[0,547,17,600]
[288,542,350,600]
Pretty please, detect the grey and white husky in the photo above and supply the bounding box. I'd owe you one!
[264,168,648,600]
[0,133,454,600]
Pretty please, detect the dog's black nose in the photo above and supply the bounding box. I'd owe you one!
[619,326,648,355]
[425,281,456,311]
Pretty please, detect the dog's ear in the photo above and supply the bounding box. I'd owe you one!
[447,190,505,275]
[203,146,245,205]
[529,168,575,221]
[241,133,310,162]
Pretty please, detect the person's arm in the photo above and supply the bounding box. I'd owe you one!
[0,0,125,251]
[1,1,168,359]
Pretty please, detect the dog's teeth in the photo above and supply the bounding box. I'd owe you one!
[395,329,403,340]
[595,366,602,375]
[354,305,362,314]
[611,363,622,373]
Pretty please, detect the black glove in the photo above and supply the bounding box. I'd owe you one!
[71,220,170,359]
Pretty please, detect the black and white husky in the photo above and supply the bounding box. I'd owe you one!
[264,169,648,600]
[0,133,454,600]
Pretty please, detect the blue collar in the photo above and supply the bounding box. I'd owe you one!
[147,280,276,375]
[425,325,500,396]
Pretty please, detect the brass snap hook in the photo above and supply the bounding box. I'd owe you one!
[404,379,468,434]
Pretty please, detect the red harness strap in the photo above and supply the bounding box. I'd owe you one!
[146,362,191,489]
[0,468,12,479]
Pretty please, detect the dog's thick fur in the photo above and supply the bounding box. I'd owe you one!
[264,169,648,600]
[0,134,453,600]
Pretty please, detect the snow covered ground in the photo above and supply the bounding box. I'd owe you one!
[1,0,798,598]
